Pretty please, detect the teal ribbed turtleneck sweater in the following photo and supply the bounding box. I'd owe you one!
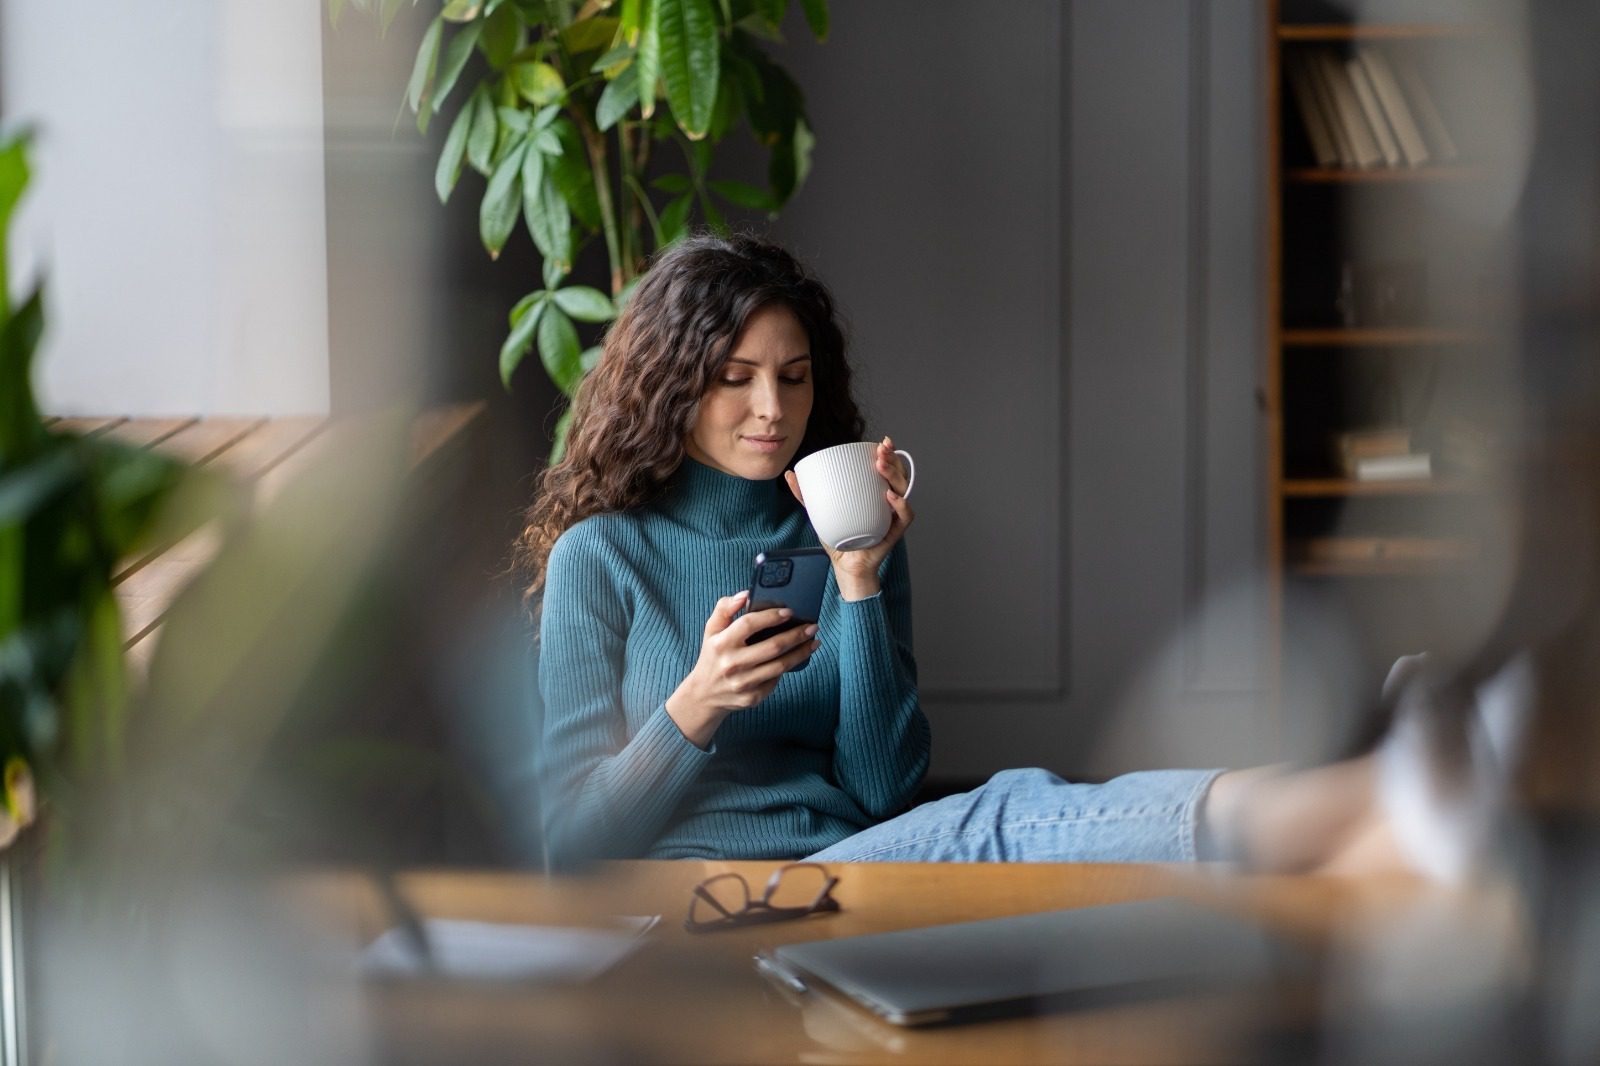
[537,458,929,861]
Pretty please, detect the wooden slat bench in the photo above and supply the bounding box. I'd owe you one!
[48,404,486,675]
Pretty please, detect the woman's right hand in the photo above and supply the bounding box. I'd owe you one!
[665,590,820,749]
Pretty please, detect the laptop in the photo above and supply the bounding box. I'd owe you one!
[756,897,1293,1027]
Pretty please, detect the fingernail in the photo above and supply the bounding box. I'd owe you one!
[778,608,793,618]
[805,624,818,637]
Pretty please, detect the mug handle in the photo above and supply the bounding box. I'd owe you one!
[893,449,915,499]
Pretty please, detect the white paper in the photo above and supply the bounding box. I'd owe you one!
[361,915,659,982]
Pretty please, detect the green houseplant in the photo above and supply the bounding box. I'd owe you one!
[0,130,196,853]
[339,0,828,455]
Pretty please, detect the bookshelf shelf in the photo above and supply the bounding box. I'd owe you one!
[1290,559,1465,577]
[1281,327,1484,347]
[1277,23,1487,42]
[1280,477,1479,497]
[1286,165,1484,183]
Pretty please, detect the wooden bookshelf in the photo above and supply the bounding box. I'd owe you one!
[1266,1,1507,698]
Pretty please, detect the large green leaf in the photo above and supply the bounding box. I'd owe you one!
[481,1,521,69]
[537,305,584,397]
[548,120,601,229]
[407,17,443,111]
[538,175,573,270]
[550,408,575,464]
[479,138,528,259]
[441,0,482,20]
[0,450,76,525]
[513,62,565,106]
[0,289,45,458]
[635,0,661,119]
[379,0,407,34]
[561,16,619,54]
[651,173,692,194]
[752,0,787,27]
[596,64,640,132]
[435,96,475,202]
[552,286,615,323]
[709,179,777,212]
[499,295,545,389]
[0,130,24,330]
[798,0,827,40]
[432,20,484,113]
[0,133,30,262]
[619,0,644,41]
[465,87,497,176]
[657,0,719,138]
[520,145,556,259]
[657,194,693,246]
[591,44,635,74]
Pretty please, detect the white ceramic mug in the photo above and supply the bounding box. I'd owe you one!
[793,442,916,551]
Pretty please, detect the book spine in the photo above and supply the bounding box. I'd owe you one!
[1317,50,1383,168]
[1347,56,1402,167]
[1358,46,1430,167]
[1392,51,1459,162]
[1287,52,1340,167]
[1306,48,1357,167]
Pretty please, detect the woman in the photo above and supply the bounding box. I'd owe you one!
[520,234,1230,865]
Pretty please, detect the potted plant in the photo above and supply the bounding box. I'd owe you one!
[338,0,829,455]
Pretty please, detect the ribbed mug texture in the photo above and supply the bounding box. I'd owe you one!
[794,442,915,551]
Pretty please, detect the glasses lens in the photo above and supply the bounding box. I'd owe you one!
[690,874,750,924]
[766,865,831,910]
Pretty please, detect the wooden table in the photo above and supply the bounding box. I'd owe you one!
[290,860,1411,1065]
[45,406,484,673]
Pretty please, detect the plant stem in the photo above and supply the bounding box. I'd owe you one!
[617,122,636,278]
[574,111,624,293]
[624,173,665,249]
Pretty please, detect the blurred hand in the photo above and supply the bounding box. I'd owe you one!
[786,436,914,601]
[665,590,820,748]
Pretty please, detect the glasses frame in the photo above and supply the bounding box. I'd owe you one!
[684,862,841,933]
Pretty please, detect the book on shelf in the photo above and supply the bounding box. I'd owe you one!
[1335,427,1413,463]
[1357,46,1431,167]
[1286,52,1340,167]
[1346,452,1433,481]
[1346,56,1403,167]
[1304,48,1357,166]
[1390,51,1459,162]
[1315,50,1383,168]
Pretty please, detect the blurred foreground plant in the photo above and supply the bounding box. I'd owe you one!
[0,130,200,855]
[338,0,828,457]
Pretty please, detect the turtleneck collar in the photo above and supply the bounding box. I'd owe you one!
[655,457,799,537]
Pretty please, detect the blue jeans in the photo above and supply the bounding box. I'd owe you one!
[806,767,1226,863]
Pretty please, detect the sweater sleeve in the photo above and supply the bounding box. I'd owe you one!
[537,526,712,863]
[830,541,930,818]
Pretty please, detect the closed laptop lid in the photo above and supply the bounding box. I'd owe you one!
[767,897,1287,1026]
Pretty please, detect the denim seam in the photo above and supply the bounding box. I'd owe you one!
[835,810,1189,862]
[1179,769,1227,861]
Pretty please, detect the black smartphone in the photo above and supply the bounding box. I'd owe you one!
[744,547,830,670]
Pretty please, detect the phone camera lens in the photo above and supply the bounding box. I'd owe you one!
[759,560,793,587]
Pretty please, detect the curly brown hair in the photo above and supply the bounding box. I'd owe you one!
[514,234,866,601]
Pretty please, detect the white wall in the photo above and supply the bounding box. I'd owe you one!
[3,0,330,415]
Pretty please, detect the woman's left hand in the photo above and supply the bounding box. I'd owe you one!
[785,435,915,601]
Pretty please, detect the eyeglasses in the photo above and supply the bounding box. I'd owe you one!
[685,863,841,933]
